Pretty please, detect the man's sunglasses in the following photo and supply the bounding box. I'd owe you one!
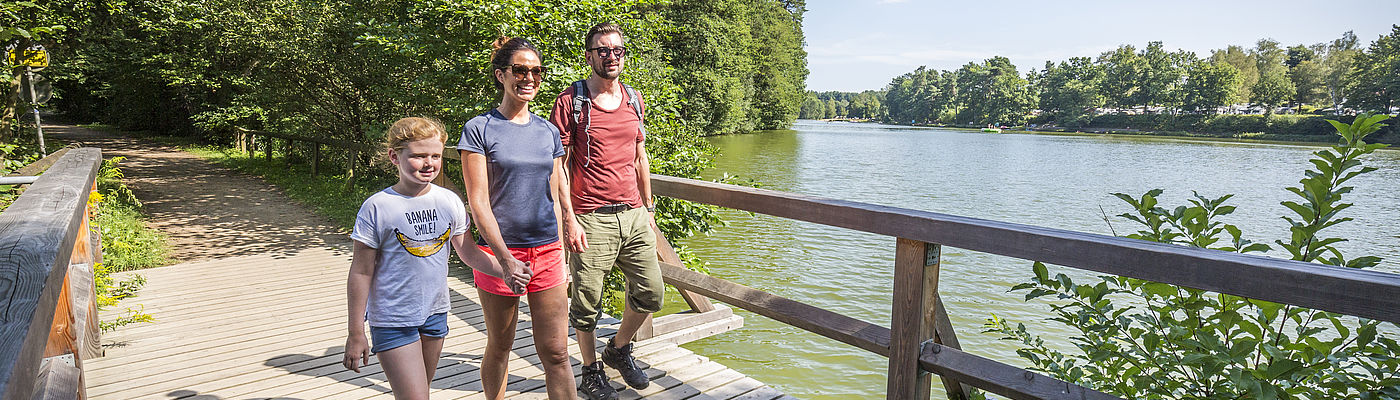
[505,64,547,80]
[587,46,628,58]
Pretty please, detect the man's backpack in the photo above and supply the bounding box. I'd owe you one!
[569,80,646,167]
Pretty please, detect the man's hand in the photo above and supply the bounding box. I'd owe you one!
[343,333,370,372]
[564,216,588,253]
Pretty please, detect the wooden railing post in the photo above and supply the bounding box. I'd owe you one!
[889,239,967,400]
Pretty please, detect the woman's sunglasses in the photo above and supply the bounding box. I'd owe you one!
[505,64,547,80]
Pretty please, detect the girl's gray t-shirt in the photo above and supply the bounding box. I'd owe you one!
[350,185,468,327]
[456,109,565,248]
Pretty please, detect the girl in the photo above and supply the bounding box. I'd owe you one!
[458,37,578,400]
[343,117,529,400]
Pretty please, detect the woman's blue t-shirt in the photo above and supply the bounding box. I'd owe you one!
[456,109,565,248]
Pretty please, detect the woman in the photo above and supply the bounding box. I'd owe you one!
[457,36,577,400]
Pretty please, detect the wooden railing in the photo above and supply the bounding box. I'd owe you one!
[648,174,1400,400]
[0,148,104,400]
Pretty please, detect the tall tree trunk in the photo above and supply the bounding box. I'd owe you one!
[2,68,19,145]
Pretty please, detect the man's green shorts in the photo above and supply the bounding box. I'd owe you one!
[568,206,663,332]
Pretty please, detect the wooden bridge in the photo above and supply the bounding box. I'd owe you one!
[3,134,1400,399]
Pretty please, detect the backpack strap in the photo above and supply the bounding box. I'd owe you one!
[570,80,593,167]
[621,83,646,138]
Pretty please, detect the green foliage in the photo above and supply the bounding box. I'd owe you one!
[802,90,883,120]
[1346,25,1400,113]
[93,156,171,272]
[1179,61,1239,114]
[662,0,809,134]
[0,141,45,210]
[1038,57,1105,127]
[986,114,1399,399]
[954,57,1034,125]
[90,156,163,331]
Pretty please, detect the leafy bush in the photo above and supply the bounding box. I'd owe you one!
[986,114,1400,399]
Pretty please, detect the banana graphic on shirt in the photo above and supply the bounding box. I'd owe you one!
[395,228,451,257]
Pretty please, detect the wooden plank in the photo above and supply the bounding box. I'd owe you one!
[0,148,100,400]
[889,239,951,400]
[658,261,891,356]
[7,148,70,178]
[32,357,82,400]
[650,175,1400,324]
[651,224,714,313]
[919,343,1121,400]
[704,377,769,400]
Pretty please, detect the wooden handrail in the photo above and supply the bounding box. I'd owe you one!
[651,175,1400,324]
[0,148,103,400]
[649,173,1400,399]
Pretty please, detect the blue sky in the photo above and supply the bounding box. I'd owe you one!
[803,0,1400,92]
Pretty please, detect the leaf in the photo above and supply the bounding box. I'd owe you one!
[1033,262,1049,283]
[1264,359,1304,379]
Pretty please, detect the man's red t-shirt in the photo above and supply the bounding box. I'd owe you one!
[549,85,645,214]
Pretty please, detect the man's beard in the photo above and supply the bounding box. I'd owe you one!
[591,61,621,79]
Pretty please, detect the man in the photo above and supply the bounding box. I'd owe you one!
[549,22,662,400]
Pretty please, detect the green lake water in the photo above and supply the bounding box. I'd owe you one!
[672,120,1400,399]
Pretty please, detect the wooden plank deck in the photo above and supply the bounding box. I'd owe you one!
[86,246,789,399]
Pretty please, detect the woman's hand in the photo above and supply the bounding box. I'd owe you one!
[501,255,532,294]
[343,332,370,372]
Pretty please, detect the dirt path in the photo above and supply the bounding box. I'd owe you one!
[46,124,349,263]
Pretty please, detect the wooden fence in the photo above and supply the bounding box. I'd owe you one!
[0,148,104,400]
[648,174,1400,400]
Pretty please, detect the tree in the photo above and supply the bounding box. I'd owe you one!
[1180,61,1240,114]
[954,57,1032,125]
[2,0,70,145]
[1288,58,1327,112]
[1098,45,1143,110]
[1131,41,1188,113]
[1211,45,1260,105]
[1321,31,1359,113]
[1038,57,1105,126]
[1253,70,1295,115]
[1346,25,1400,114]
[747,0,808,130]
[1252,39,1294,114]
[798,92,823,119]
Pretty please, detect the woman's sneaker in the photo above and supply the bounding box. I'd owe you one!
[601,338,650,389]
[579,362,617,400]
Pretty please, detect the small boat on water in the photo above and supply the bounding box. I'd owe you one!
[981,128,1002,133]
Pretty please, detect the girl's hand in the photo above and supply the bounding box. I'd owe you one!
[343,333,370,372]
[502,256,532,294]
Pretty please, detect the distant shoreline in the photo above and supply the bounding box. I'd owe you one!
[804,119,1398,145]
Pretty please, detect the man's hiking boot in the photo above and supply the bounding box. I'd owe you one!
[579,362,617,400]
[601,338,650,389]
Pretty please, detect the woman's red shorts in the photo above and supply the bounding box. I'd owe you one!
[474,240,567,297]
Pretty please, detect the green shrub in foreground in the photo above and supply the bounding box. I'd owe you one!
[987,114,1400,399]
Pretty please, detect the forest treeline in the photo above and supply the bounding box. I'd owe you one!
[800,28,1400,135]
[2,0,807,150]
